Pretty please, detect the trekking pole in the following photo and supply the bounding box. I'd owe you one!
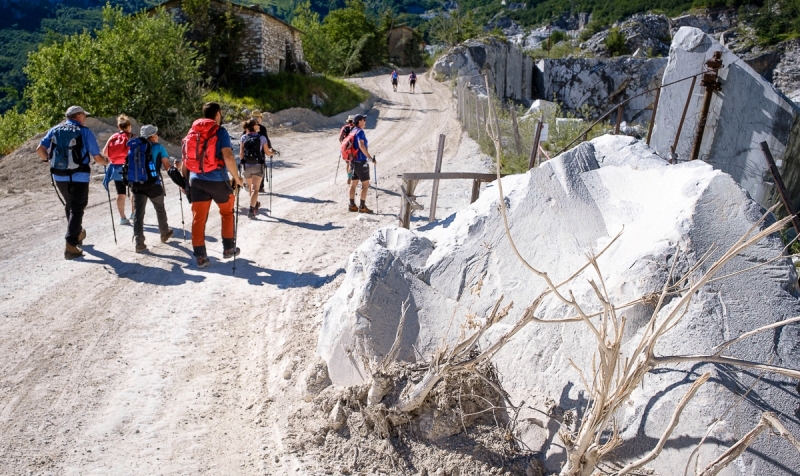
[335,154,341,184]
[104,166,118,244]
[233,184,240,275]
[178,188,186,243]
[269,152,275,216]
[373,156,379,214]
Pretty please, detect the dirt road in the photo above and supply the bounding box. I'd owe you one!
[0,72,485,475]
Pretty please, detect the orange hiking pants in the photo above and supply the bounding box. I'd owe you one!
[191,197,235,257]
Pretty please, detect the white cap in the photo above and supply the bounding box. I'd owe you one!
[65,105,90,117]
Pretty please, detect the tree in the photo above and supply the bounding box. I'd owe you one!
[181,0,245,86]
[24,6,202,135]
[426,9,481,47]
[605,27,627,56]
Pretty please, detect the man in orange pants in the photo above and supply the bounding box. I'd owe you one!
[182,102,244,268]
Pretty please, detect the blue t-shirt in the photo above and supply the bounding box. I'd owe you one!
[353,127,368,162]
[149,142,169,185]
[190,126,233,182]
[40,119,101,183]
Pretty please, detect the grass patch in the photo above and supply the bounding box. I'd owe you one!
[203,72,369,120]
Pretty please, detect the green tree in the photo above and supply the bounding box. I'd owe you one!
[426,9,481,47]
[605,27,627,56]
[24,6,202,135]
[181,0,245,86]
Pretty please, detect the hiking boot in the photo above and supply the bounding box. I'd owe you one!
[196,256,211,268]
[248,207,256,219]
[255,201,261,212]
[135,243,147,253]
[64,243,83,260]
[348,204,359,212]
[119,217,131,226]
[77,229,86,246]
[160,229,174,243]
[223,247,241,259]
[358,205,373,214]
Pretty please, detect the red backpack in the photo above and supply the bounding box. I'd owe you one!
[182,118,221,173]
[340,128,359,162]
[107,131,130,165]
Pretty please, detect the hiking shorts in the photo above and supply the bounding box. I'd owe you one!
[351,161,370,182]
[242,163,263,179]
[392,78,398,85]
[410,79,416,85]
[113,180,127,195]
[189,179,233,204]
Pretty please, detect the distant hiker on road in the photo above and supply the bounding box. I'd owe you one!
[391,70,399,92]
[342,114,375,213]
[128,125,173,253]
[240,118,273,219]
[409,71,417,93]
[36,106,108,260]
[339,115,355,185]
[182,102,244,268]
[102,114,134,225]
[251,111,272,194]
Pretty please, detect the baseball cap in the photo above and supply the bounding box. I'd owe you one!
[65,105,90,117]
[353,114,366,123]
[140,124,158,138]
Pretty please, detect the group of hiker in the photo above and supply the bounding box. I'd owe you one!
[39,97,388,266]
[391,70,417,93]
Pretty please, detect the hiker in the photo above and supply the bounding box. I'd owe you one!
[102,114,134,225]
[409,71,417,93]
[128,125,173,253]
[182,102,244,268]
[346,114,375,213]
[240,118,273,218]
[36,106,108,259]
[339,115,355,185]
[391,70,399,92]
[251,111,272,194]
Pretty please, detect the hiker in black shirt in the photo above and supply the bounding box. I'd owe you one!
[251,111,272,193]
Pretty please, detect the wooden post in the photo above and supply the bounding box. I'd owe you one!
[760,141,800,234]
[399,180,420,229]
[646,86,661,146]
[528,119,543,170]
[671,75,697,160]
[614,105,623,135]
[429,134,446,222]
[470,179,481,203]
[510,106,522,154]
[475,96,481,140]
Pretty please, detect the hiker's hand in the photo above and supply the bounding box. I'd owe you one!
[371,155,377,164]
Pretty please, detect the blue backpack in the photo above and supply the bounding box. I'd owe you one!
[123,137,158,188]
[48,122,89,176]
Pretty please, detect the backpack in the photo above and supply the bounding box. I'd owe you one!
[241,134,263,164]
[182,118,221,174]
[409,73,417,81]
[391,71,398,80]
[340,128,359,162]
[106,131,130,165]
[338,124,353,143]
[123,137,158,188]
[48,122,90,176]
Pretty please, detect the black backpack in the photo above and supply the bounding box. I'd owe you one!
[241,135,263,164]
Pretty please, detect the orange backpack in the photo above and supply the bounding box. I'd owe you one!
[340,128,359,162]
[182,119,221,173]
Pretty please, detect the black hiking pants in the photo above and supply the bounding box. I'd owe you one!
[55,181,89,247]
[132,184,169,245]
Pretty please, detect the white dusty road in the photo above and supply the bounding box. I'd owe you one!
[0,73,487,475]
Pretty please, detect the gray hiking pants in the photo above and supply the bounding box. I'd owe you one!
[132,184,169,245]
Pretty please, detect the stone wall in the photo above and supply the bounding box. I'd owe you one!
[650,27,800,208]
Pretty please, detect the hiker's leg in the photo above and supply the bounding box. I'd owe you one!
[191,200,211,256]
[349,178,358,200]
[148,185,169,234]
[132,190,148,245]
[55,181,72,221]
[360,180,370,202]
[218,195,235,250]
[249,176,262,207]
[65,182,89,246]
[114,181,127,218]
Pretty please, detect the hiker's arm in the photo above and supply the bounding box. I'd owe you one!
[160,157,171,170]
[101,137,111,157]
[222,147,243,186]
[263,144,273,157]
[36,144,48,161]
[93,154,108,166]
[358,139,373,162]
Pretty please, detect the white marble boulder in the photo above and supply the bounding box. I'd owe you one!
[318,134,800,474]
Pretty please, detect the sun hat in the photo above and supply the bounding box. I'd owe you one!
[65,105,90,117]
[140,124,158,138]
[347,115,355,122]
[251,110,263,118]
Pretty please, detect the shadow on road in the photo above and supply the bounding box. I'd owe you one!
[81,245,206,286]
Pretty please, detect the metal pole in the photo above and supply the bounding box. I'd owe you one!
[233,185,239,274]
[528,119,543,170]
[335,155,341,184]
[373,157,379,214]
[104,166,117,244]
[429,134,445,222]
[614,105,623,135]
[646,86,661,145]
[760,141,800,234]
[671,75,697,161]
[179,187,186,243]
[690,52,723,161]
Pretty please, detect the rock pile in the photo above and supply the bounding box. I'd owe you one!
[581,14,671,58]
[318,134,800,474]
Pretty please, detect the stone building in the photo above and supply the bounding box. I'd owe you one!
[154,0,308,76]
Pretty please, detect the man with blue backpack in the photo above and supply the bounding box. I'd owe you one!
[391,70,399,92]
[127,124,173,253]
[36,106,107,260]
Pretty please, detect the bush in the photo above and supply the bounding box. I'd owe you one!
[0,108,47,155]
[204,73,369,119]
[605,27,628,56]
[24,6,202,137]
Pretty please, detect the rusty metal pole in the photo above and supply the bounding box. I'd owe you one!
[528,119,543,170]
[511,106,522,154]
[760,141,800,235]
[670,75,697,163]
[429,134,445,222]
[614,105,624,135]
[646,86,661,145]
[690,52,723,161]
